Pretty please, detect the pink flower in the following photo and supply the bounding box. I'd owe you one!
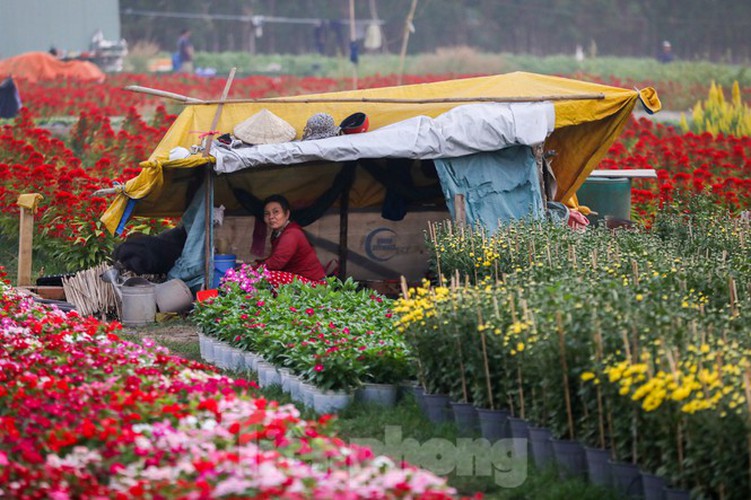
[314,364,324,372]
[305,308,315,316]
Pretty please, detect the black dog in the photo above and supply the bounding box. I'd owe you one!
[113,225,187,276]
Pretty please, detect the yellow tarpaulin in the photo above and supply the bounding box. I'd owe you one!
[101,71,660,234]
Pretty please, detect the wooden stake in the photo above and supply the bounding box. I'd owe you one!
[729,276,739,317]
[400,275,409,300]
[478,308,495,409]
[516,364,525,418]
[557,311,575,439]
[455,333,469,403]
[17,198,36,287]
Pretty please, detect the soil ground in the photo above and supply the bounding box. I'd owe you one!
[120,318,202,361]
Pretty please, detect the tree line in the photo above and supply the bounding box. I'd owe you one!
[120,0,751,62]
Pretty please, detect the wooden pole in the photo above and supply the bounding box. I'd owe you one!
[454,193,466,227]
[338,162,355,280]
[203,68,237,290]
[17,200,35,286]
[557,311,575,439]
[338,185,350,280]
[349,0,358,90]
[124,85,606,105]
[397,0,419,86]
[203,94,606,105]
[123,85,206,103]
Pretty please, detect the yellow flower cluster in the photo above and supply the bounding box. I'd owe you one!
[681,80,751,137]
[475,244,501,269]
[392,280,450,331]
[599,346,744,414]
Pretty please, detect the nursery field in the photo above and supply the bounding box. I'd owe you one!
[1,65,751,498]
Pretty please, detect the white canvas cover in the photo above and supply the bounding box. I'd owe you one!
[211,102,555,174]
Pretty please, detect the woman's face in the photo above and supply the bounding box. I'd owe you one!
[263,201,290,231]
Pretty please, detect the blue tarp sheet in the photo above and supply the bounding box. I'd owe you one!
[434,146,543,233]
[167,182,212,290]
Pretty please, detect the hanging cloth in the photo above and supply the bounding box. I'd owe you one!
[434,146,544,233]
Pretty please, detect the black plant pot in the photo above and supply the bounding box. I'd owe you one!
[527,426,554,469]
[411,386,427,413]
[506,416,530,439]
[450,402,479,437]
[583,446,612,487]
[551,438,586,479]
[641,472,667,500]
[422,393,451,423]
[475,408,509,442]
[609,461,642,496]
[505,416,530,459]
[398,380,423,402]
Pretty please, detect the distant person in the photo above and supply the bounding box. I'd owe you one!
[175,28,194,73]
[658,40,674,63]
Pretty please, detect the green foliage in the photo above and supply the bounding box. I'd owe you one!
[397,196,751,497]
[192,269,413,391]
[38,217,118,272]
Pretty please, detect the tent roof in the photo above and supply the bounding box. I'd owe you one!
[101,71,660,234]
[0,52,105,83]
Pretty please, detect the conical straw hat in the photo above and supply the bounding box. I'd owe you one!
[233,109,296,145]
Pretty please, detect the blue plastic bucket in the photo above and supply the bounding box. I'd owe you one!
[213,254,237,288]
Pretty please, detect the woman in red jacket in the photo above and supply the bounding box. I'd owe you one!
[255,194,326,287]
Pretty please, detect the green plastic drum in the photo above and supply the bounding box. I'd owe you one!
[576,177,631,225]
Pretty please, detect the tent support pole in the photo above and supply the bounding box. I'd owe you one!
[202,68,237,289]
[338,186,350,281]
[338,162,356,280]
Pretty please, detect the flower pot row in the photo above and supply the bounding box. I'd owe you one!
[409,386,691,500]
[199,333,400,413]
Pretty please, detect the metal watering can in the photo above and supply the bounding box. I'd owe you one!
[100,268,193,326]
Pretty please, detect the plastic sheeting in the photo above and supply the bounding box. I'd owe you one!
[0,52,105,83]
[211,102,555,174]
[435,146,543,233]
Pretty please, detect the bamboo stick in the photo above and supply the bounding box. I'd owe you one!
[477,308,495,409]
[556,311,575,439]
[397,0,420,86]
[202,68,237,290]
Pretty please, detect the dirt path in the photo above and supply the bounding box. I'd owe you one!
[121,319,200,352]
